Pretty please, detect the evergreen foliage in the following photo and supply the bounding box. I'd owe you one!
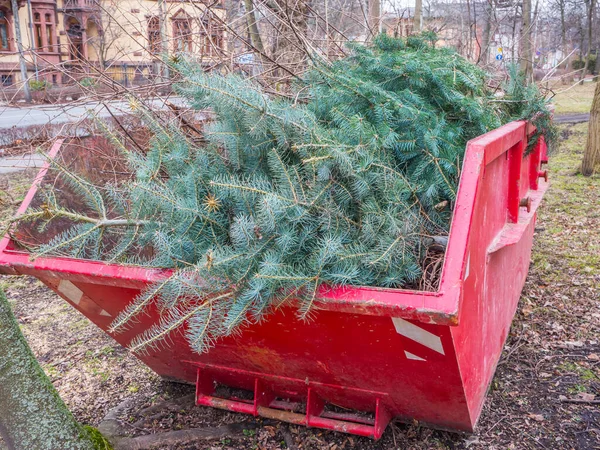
[6,34,554,355]
[498,64,558,153]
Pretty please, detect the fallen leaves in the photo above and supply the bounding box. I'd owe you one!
[527,413,545,422]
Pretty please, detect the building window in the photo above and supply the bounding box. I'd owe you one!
[34,12,43,49]
[147,16,161,53]
[209,21,224,55]
[1,74,13,86]
[32,11,55,52]
[45,13,54,50]
[0,10,11,51]
[172,18,192,53]
[67,22,84,60]
[199,14,223,56]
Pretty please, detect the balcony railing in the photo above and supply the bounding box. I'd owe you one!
[63,0,97,10]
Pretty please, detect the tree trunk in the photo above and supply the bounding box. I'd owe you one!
[157,0,169,80]
[480,0,493,65]
[368,0,380,35]
[510,2,518,61]
[466,0,473,59]
[10,0,31,103]
[244,0,265,54]
[559,0,571,84]
[582,0,596,79]
[262,0,309,82]
[520,0,533,82]
[582,81,600,176]
[579,20,585,69]
[413,0,422,33]
[0,289,95,450]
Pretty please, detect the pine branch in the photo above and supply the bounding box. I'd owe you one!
[10,34,554,355]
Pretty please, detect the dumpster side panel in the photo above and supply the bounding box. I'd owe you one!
[450,128,548,426]
[40,274,473,429]
[191,313,471,428]
[449,137,515,428]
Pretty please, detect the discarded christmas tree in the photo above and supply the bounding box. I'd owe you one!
[5,34,554,355]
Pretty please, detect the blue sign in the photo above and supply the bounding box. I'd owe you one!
[496,54,503,60]
[236,53,254,64]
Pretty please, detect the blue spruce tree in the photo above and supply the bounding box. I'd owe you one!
[5,34,554,355]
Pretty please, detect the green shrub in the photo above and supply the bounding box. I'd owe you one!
[79,77,98,88]
[572,55,597,74]
[29,79,51,91]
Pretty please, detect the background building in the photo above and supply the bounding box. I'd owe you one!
[0,0,226,89]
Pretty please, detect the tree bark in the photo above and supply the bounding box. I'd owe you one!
[244,0,265,54]
[582,0,596,78]
[368,0,381,35]
[480,0,493,65]
[0,289,95,450]
[413,0,422,33]
[558,0,572,83]
[157,0,169,79]
[582,81,600,175]
[10,0,31,102]
[520,0,533,82]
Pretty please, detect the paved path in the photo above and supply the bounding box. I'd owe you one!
[0,96,198,174]
[554,113,590,124]
[0,97,183,129]
[0,102,118,129]
[0,153,46,175]
[1,106,588,175]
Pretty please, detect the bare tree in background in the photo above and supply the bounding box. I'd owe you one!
[2,0,597,104]
[414,0,423,32]
[480,0,493,65]
[9,0,31,102]
[86,1,123,69]
[244,0,265,54]
[555,0,571,82]
[582,80,600,175]
[582,0,596,78]
[369,0,381,34]
[520,0,533,81]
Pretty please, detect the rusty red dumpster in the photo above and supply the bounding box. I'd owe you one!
[0,121,549,438]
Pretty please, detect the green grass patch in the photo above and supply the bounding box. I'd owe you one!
[551,82,597,115]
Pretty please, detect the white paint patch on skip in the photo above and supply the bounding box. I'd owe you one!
[57,280,83,305]
[392,317,445,355]
[100,309,112,317]
[464,253,470,280]
[404,351,426,361]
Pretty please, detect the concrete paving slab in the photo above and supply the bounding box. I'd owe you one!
[0,153,46,174]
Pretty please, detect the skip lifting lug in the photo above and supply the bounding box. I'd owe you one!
[519,197,532,213]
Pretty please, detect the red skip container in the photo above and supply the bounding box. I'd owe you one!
[0,121,549,438]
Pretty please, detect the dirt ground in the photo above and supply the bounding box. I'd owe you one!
[1,120,599,449]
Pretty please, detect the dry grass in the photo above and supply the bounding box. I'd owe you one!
[550,81,597,115]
